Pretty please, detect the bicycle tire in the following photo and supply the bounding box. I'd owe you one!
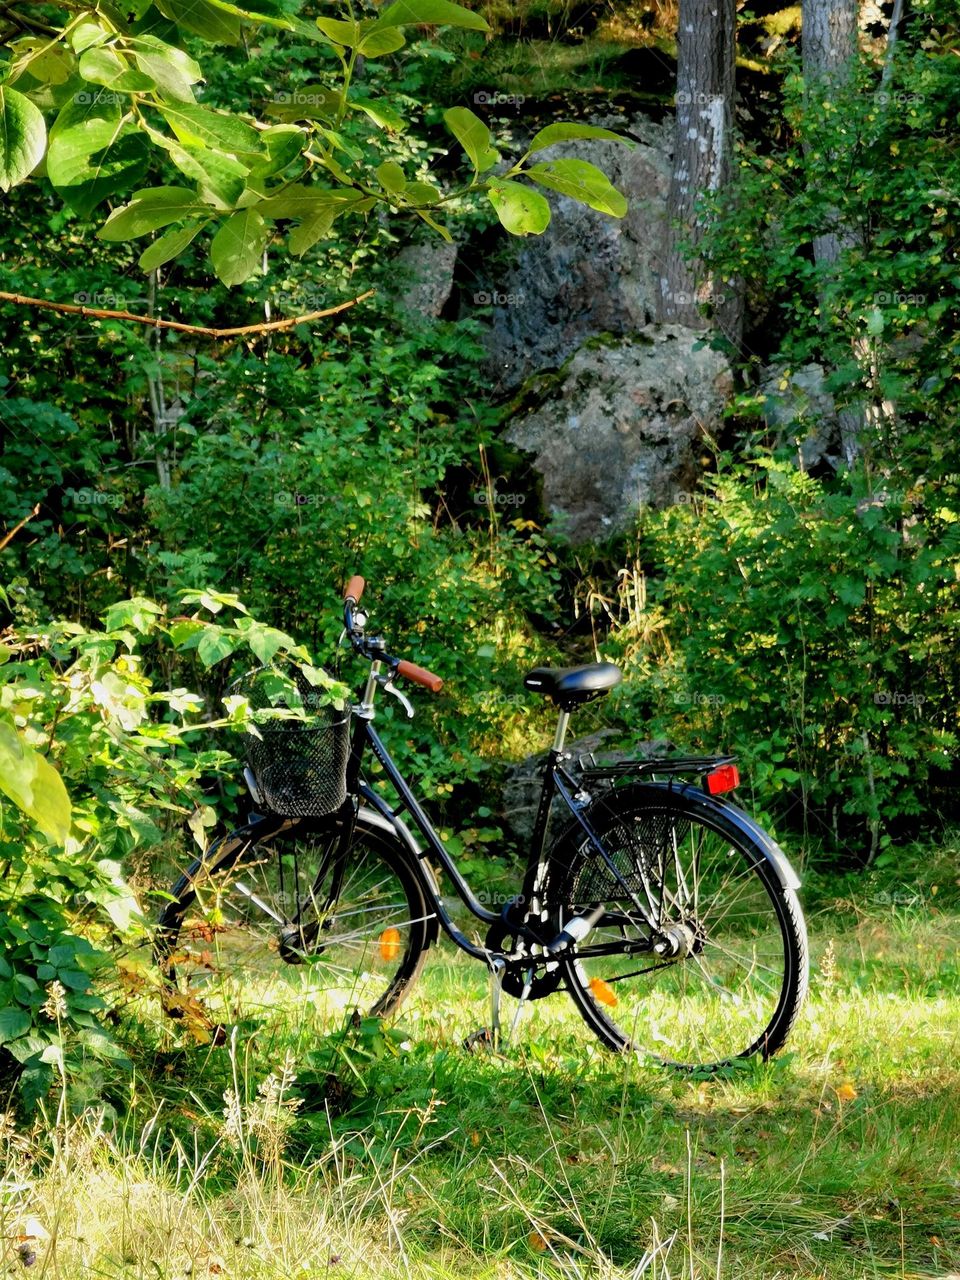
[156,815,431,1028]
[547,782,808,1070]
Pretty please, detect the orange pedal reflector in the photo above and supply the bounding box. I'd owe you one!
[379,927,402,962]
[589,977,618,1007]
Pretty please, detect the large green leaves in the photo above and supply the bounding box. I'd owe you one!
[0,719,71,844]
[209,208,269,285]
[98,187,206,240]
[444,107,499,173]
[487,180,550,235]
[46,90,149,216]
[525,122,628,154]
[157,102,263,157]
[153,0,242,45]
[138,221,205,271]
[0,1008,31,1046]
[373,0,488,30]
[527,158,627,217]
[129,35,202,101]
[0,85,46,192]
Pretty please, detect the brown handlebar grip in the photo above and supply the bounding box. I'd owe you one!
[344,575,365,604]
[396,659,443,693]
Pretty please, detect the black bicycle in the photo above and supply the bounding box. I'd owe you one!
[156,576,808,1071]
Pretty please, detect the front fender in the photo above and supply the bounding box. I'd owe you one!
[356,795,442,949]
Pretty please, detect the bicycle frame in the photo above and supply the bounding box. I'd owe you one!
[340,694,696,965]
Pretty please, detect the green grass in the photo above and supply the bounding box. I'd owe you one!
[3,901,960,1279]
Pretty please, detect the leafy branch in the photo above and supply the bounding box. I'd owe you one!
[0,0,632,284]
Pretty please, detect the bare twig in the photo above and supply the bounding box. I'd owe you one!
[0,4,59,34]
[0,503,41,554]
[0,289,375,338]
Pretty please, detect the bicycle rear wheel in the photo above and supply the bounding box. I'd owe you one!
[548,783,807,1070]
[156,816,431,1029]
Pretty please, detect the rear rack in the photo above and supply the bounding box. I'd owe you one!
[576,753,737,781]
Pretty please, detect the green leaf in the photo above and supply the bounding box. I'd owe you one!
[75,47,156,91]
[139,220,205,270]
[98,186,204,240]
[373,0,489,30]
[315,16,361,44]
[526,157,627,217]
[5,36,77,89]
[154,0,243,44]
[356,25,407,57]
[209,208,269,286]
[405,179,441,205]
[248,125,306,178]
[70,20,110,53]
[186,0,323,41]
[486,180,550,235]
[443,106,499,173]
[47,91,149,216]
[245,624,292,664]
[77,47,129,86]
[376,160,406,193]
[101,595,162,632]
[289,207,338,255]
[346,97,406,132]
[0,85,46,193]
[143,122,249,206]
[525,121,629,154]
[0,1008,30,1045]
[0,720,72,843]
[195,625,238,667]
[130,35,202,101]
[257,184,367,218]
[158,102,263,157]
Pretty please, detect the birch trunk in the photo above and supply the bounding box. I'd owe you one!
[659,0,743,348]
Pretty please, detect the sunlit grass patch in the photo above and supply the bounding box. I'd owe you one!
[5,905,960,1279]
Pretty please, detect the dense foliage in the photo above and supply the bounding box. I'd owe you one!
[2,0,960,1116]
[591,8,960,863]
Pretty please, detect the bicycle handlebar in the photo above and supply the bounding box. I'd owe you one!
[341,575,443,694]
[396,659,444,693]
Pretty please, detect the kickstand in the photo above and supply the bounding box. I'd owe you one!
[488,955,505,1049]
[463,955,507,1053]
[508,968,534,1042]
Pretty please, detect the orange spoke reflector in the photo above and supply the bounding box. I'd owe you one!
[379,927,402,962]
[589,977,618,1007]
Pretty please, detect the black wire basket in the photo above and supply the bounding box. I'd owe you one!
[234,667,351,817]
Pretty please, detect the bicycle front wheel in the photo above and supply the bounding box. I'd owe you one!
[157,816,431,1030]
[549,783,808,1070]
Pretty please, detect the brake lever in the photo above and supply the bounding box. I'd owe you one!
[378,675,415,719]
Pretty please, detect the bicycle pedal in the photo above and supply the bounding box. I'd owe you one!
[462,1027,496,1053]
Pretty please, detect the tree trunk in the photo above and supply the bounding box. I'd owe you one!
[801,0,863,466]
[802,0,858,273]
[658,0,742,348]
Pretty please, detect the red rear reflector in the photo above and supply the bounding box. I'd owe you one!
[704,763,740,795]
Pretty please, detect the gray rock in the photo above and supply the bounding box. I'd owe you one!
[506,327,733,543]
[391,238,459,320]
[761,362,839,470]
[472,116,673,392]
[500,729,674,848]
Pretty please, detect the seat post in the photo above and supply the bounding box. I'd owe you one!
[552,709,571,753]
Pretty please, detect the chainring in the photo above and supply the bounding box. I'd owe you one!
[484,921,565,1000]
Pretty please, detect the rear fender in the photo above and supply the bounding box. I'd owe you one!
[651,781,802,892]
